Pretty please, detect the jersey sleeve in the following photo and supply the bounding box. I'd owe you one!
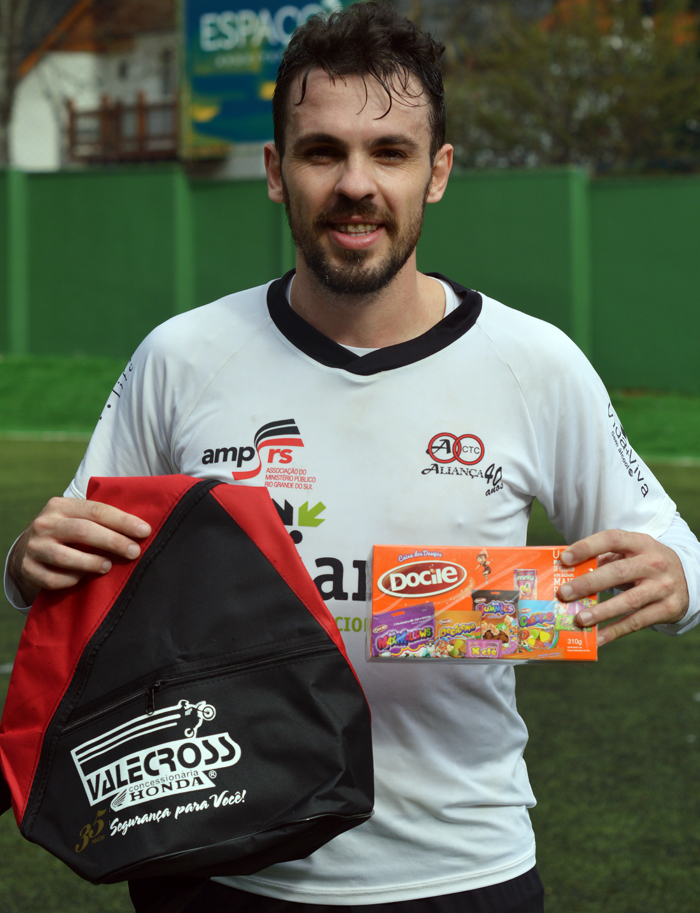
[656,513,700,635]
[66,325,181,498]
[488,307,700,634]
[519,327,676,544]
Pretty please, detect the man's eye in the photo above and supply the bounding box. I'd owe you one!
[306,147,338,159]
[377,149,406,161]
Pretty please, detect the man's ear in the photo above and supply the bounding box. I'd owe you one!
[264,142,285,203]
[426,144,454,204]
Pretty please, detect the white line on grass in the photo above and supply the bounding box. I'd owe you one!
[0,663,13,674]
[0,432,91,442]
[644,456,700,468]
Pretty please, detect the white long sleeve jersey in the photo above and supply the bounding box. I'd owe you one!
[60,274,699,902]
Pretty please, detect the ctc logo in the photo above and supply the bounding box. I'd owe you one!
[427,433,484,466]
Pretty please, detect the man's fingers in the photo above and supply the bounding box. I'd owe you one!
[569,572,679,630]
[555,527,689,645]
[29,516,144,563]
[8,497,152,600]
[32,498,152,562]
[41,497,151,541]
[572,582,656,627]
[595,599,677,645]
[595,551,623,567]
[558,553,647,602]
[24,536,115,575]
[20,554,99,592]
[596,612,650,646]
[560,529,633,567]
[83,499,151,540]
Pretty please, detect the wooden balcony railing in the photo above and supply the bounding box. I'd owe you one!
[66,92,178,163]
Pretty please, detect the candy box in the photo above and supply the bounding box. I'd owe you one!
[369,545,598,662]
[518,600,557,650]
[513,569,537,599]
[435,610,481,657]
[472,589,519,655]
[371,602,436,657]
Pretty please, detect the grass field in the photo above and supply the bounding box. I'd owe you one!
[2,355,700,456]
[0,440,132,911]
[1,358,700,911]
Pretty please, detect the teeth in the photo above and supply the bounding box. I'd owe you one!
[335,223,377,235]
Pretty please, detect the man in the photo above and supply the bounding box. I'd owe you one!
[6,3,700,912]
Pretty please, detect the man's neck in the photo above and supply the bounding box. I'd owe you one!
[288,258,446,349]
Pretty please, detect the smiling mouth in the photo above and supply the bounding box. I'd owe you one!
[332,223,380,235]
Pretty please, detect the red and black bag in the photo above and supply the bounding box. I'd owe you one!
[0,476,373,906]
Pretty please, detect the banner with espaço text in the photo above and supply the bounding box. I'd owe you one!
[181,0,353,155]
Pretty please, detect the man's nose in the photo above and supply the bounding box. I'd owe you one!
[333,156,378,200]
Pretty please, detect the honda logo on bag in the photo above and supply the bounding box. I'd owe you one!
[70,699,241,811]
[377,561,467,598]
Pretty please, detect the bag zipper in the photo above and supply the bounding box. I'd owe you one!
[61,639,336,735]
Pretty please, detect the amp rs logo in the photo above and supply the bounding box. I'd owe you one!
[201,418,304,480]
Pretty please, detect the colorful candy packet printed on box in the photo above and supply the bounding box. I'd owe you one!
[369,545,598,662]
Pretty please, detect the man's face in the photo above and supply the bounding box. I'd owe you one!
[266,69,449,296]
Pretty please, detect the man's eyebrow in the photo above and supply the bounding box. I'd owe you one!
[291,133,421,154]
[292,133,347,152]
[371,134,421,152]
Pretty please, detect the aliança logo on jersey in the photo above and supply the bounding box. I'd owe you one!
[71,699,241,812]
[422,431,504,494]
[426,433,484,466]
[201,418,304,481]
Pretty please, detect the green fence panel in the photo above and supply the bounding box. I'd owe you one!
[0,172,8,354]
[591,175,700,394]
[418,168,591,352]
[27,168,179,359]
[7,170,30,355]
[192,179,287,307]
[4,164,700,398]
[1,170,31,356]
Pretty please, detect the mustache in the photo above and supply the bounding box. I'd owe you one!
[313,201,398,233]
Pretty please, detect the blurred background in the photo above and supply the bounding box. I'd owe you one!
[1,1,700,911]
[1,0,699,391]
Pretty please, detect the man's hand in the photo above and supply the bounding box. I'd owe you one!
[558,529,689,645]
[8,498,152,606]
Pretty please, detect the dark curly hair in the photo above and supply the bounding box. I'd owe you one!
[272,1,446,161]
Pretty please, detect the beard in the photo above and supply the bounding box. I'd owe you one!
[283,182,430,297]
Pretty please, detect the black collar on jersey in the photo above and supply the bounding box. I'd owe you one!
[266,270,482,376]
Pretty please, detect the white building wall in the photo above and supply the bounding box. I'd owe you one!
[9,33,178,173]
[9,31,265,177]
[10,53,98,171]
[97,33,178,103]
